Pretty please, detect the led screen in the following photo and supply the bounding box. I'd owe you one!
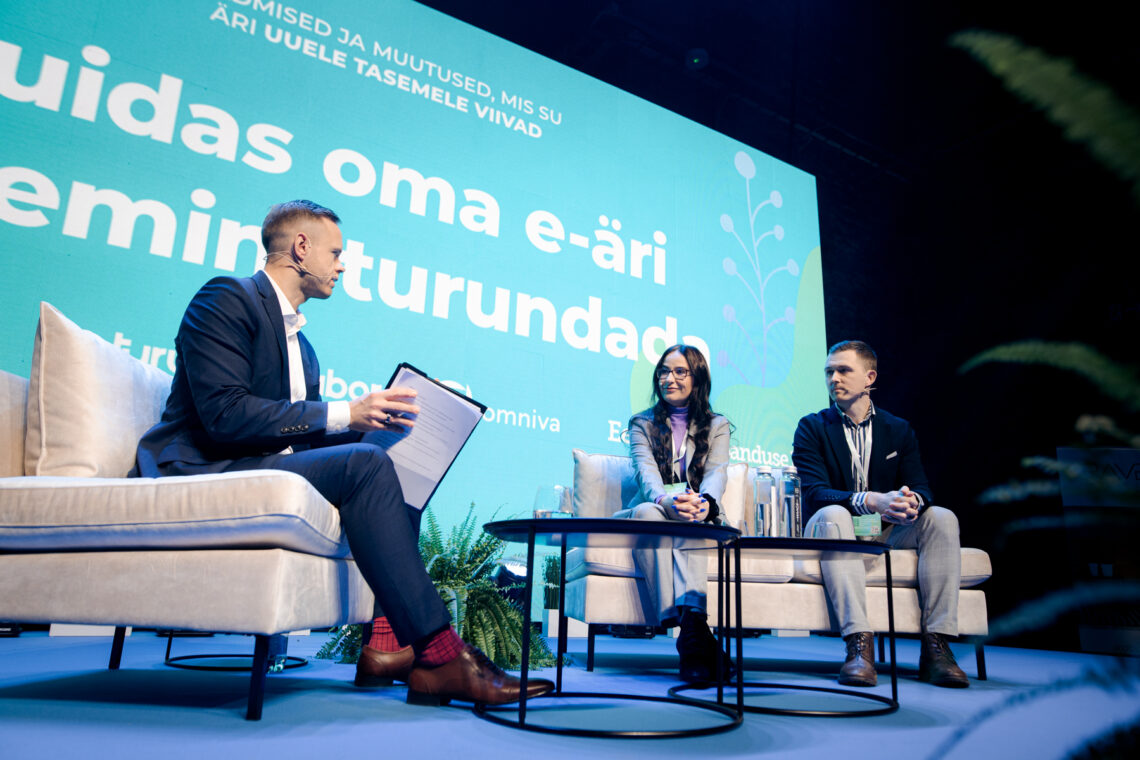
[0,0,827,531]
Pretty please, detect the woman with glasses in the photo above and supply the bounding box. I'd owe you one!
[615,343,732,683]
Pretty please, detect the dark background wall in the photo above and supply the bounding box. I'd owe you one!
[415,0,1139,650]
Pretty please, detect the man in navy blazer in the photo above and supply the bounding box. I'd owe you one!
[133,200,552,706]
[792,340,969,688]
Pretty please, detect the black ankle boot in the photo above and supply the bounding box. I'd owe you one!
[676,609,735,684]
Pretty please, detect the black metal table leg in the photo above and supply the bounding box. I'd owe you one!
[556,537,568,693]
[886,550,898,704]
[517,525,536,725]
[734,540,744,713]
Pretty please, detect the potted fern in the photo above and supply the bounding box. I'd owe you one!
[318,504,554,669]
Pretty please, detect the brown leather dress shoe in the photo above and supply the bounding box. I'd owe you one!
[354,645,414,687]
[838,632,877,687]
[406,643,555,706]
[918,632,970,688]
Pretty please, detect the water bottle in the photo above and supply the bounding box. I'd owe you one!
[771,467,786,536]
[752,466,775,536]
[783,465,802,537]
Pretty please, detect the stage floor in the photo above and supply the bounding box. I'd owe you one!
[2,629,1137,758]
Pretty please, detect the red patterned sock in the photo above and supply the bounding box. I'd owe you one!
[366,616,403,652]
[415,626,466,666]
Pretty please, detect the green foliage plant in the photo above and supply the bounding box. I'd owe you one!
[318,504,554,669]
[947,32,1140,757]
[950,30,1140,204]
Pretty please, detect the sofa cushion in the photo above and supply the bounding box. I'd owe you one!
[719,461,750,527]
[792,547,993,588]
[566,574,990,635]
[25,302,172,478]
[572,449,639,518]
[0,548,373,635]
[0,470,349,557]
[565,546,793,584]
[0,371,27,478]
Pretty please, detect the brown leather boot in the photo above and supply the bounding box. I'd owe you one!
[919,632,970,688]
[838,632,877,687]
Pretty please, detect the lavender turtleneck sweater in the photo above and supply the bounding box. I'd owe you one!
[669,404,688,480]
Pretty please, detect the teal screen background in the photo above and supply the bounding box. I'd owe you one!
[0,0,827,534]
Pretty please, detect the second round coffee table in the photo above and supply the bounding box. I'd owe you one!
[671,535,899,717]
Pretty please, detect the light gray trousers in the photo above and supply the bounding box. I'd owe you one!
[616,501,708,625]
[805,505,961,638]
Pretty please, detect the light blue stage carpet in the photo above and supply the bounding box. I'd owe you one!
[2,630,1137,759]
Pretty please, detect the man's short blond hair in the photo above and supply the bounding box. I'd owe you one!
[261,200,340,252]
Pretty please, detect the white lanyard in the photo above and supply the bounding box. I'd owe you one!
[843,419,873,492]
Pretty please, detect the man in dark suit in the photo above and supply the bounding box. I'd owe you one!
[133,200,552,706]
[792,340,969,688]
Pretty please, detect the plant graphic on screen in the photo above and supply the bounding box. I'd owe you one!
[718,150,799,387]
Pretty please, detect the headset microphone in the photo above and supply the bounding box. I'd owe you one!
[264,249,336,284]
[296,261,336,283]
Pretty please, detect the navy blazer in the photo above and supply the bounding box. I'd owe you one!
[791,405,934,522]
[132,270,359,476]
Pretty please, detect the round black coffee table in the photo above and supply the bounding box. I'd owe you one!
[669,536,899,716]
[479,517,743,738]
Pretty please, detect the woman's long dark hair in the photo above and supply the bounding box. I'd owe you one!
[645,344,714,487]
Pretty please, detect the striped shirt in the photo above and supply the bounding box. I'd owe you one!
[838,401,875,515]
[838,401,925,516]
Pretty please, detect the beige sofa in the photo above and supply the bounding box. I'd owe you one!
[563,449,992,677]
[0,303,373,719]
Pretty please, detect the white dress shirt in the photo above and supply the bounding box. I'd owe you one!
[266,276,350,451]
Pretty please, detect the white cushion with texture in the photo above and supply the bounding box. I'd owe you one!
[792,546,993,588]
[25,302,172,478]
[572,449,639,518]
[0,470,349,557]
[0,549,372,635]
[566,575,990,636]
[566,546,792,584]
[0,371,27,478]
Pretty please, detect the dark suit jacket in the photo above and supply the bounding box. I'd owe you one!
[133,270,359,476]
[792,405,934,522]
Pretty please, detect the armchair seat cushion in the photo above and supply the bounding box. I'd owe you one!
[791,547,992,588]
[0,470,348,558]
[0,548,372,635]
[566,546,793,584]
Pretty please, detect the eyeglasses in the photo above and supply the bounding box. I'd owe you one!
[656,367,691,380]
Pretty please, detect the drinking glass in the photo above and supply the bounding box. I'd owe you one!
[534,485,572,519]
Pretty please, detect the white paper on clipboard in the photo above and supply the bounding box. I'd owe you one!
[365,363,486,510]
